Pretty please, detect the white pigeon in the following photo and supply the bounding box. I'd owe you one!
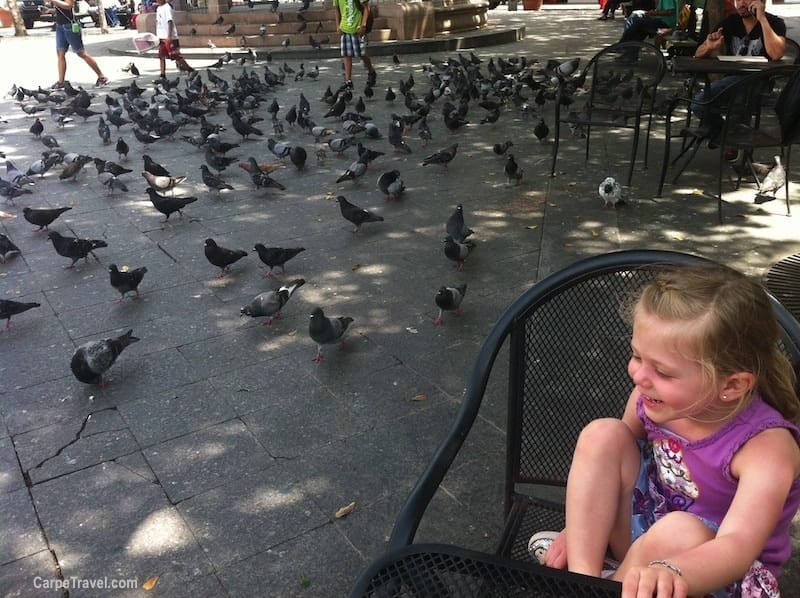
[598,176,622,208]
[759,156,786,198]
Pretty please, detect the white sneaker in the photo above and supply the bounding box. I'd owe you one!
[528,530,559,565]
[528,530,620,577]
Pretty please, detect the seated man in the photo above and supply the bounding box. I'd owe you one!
[616,0,677,60]
[692,0,786,141]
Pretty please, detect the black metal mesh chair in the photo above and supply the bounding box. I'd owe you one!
[549,42,668,187]
[658,65,800,222]
[349,249,800,598]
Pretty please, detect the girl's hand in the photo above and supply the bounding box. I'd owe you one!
[621,565,689,598]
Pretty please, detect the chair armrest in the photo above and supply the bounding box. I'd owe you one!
[388,316,514,550]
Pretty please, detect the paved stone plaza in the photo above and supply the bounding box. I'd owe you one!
[2,4,800,596]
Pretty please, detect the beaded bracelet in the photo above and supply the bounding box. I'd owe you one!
[648,560,683,577]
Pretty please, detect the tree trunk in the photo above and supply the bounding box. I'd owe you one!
[6,0,29,36]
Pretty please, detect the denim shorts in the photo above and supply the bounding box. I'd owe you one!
[55,22,84,53]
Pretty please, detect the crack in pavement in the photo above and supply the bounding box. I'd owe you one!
[28,407,118,472]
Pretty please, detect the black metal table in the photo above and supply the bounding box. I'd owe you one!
[348,543,622,598]
[671,55,790,77]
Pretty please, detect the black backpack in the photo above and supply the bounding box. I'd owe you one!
[354,1,374,34]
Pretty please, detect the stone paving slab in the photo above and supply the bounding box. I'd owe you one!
[2,4,800,597]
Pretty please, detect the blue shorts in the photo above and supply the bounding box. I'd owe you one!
[340,33,367,58]
[55,23,85,53]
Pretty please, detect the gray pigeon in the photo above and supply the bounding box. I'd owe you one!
[444,234,475,271]
[240,278,305,325]
[445,203,473,243]
[70,329,139,386]
[336,158,368,184]
[434,283,467,326]
[376,170,405,200]
[336,195,384,232]
[309,307,353,362]
[422,143,458,169]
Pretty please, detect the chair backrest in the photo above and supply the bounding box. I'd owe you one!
[775,67,800,144]
[505,251,800,496]
[783,38,800,65]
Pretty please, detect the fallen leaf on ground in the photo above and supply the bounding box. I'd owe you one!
[351,263,362,271]
[299,573,311,588]
[525,225,538,230]
[335,501,356,519]
[142,575,159,591]
[411,394,427,402]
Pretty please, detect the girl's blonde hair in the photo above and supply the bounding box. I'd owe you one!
[628,263,800,422]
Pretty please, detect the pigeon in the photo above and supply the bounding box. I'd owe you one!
[434,283,467,326]
[336,195,384,232]
[289,146,307,170]
[133,127,160,145]
[225,23,236,35]
[231,113,263,140]
[267,137,291,159]
[0,180,32,204]
[200,165,234,193]
[23,206,72,231]
[0,233,21,263]
[98,117,111,144]
[205,148,238,173]
[309,307,354,362]
[59,155,92,181]
[41,134,59,149]
[598,176,623,208]
[444,235,475,272]
[0,299,41,329]
[47,230,108,268]
[556,57,581,78]
[102,176,129,195]
[534,119,549,143]
[240,278,305,325]
[204,238,247,278]
[336,158,368,184]
[376,170,405,200]
[505,153,523,186]
[94,158,132,178]
[141,170,187,194]
[213,15,224,24]
[385,87,396,102]
[70,329,139,386]
[422,143,458,169]
[756,155,786,200]
[253,244,305,278]
[247,158,286,191]
[143,154,171,177]
[493,140,513,156]
[115,137,129,161]
[109,264,148,303]
[445,203,473,243]
[146,187,198,222]
[30,118,44,137]
[328,136,355,155]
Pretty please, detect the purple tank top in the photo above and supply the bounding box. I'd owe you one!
[637,395,800,575]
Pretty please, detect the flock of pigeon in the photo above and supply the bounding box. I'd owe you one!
[0,38,619,386]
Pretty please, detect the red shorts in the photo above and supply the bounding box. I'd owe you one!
[158,39,183,60]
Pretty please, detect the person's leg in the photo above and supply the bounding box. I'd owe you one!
[620,11,648,43]
[158,40,168,76]
[341,34,354,84]
[76,49,104,78]
[612,512,715,581]
[55,25,69,84]
[564,419,641,576]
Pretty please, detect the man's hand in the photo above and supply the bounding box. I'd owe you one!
[748,1,763,19]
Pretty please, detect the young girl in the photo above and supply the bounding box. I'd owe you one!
[530,264,800,597]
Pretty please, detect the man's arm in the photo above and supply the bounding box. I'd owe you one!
[751,2,786,60]
[359,0,369,34]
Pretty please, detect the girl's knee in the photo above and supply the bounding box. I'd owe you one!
[577,418,636,448]
[639,512,714,553]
